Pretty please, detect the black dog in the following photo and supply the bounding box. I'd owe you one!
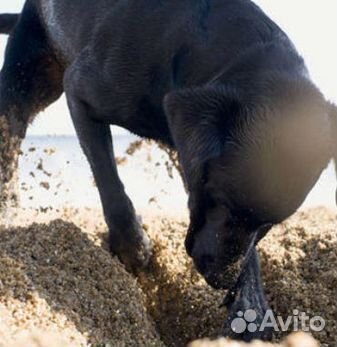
[0,0,335,341]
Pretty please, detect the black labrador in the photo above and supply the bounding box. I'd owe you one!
[0,0,336,341]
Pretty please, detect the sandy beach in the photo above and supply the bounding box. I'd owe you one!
[0,205,335,347]
[0,135,335,346]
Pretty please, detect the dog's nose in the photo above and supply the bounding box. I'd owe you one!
[193,254,216,274]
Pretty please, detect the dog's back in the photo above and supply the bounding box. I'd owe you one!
[0,0,311,159]
[28,0,306,145]
[35,0,294,83]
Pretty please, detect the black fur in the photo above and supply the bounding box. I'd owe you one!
[0,0,334,341]
[0,14,19,34]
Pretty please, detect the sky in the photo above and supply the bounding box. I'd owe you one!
[0,0,336,136]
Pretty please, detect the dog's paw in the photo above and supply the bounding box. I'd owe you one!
[109,222,152,274]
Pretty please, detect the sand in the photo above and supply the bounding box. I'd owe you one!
[0,218,163,347]
[1,331,321,347]
[0,207,335,347]
[188,333,319,347]
[259,208,337,346]
[2,330,75,347]
[189,332,319,347]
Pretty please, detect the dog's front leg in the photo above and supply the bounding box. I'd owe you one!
[64,70,151,273]
[223,248,273,342]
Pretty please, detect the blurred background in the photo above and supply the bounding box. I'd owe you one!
[0,0,336,213]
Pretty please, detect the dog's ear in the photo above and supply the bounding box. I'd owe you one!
[164,85,242,185]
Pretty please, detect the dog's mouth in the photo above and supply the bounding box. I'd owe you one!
[198,229,263,290]
[201,256,245,290]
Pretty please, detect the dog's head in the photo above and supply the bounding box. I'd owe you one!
[165,76,333,289]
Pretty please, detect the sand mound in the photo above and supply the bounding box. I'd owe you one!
[0,207,335,346]
[0,219,164,346]
[189,332,318,347]
[259,208,337,346]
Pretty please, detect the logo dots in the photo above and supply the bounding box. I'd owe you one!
[231,309,258,334]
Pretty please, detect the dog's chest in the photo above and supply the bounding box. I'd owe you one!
[100,88,174,146]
